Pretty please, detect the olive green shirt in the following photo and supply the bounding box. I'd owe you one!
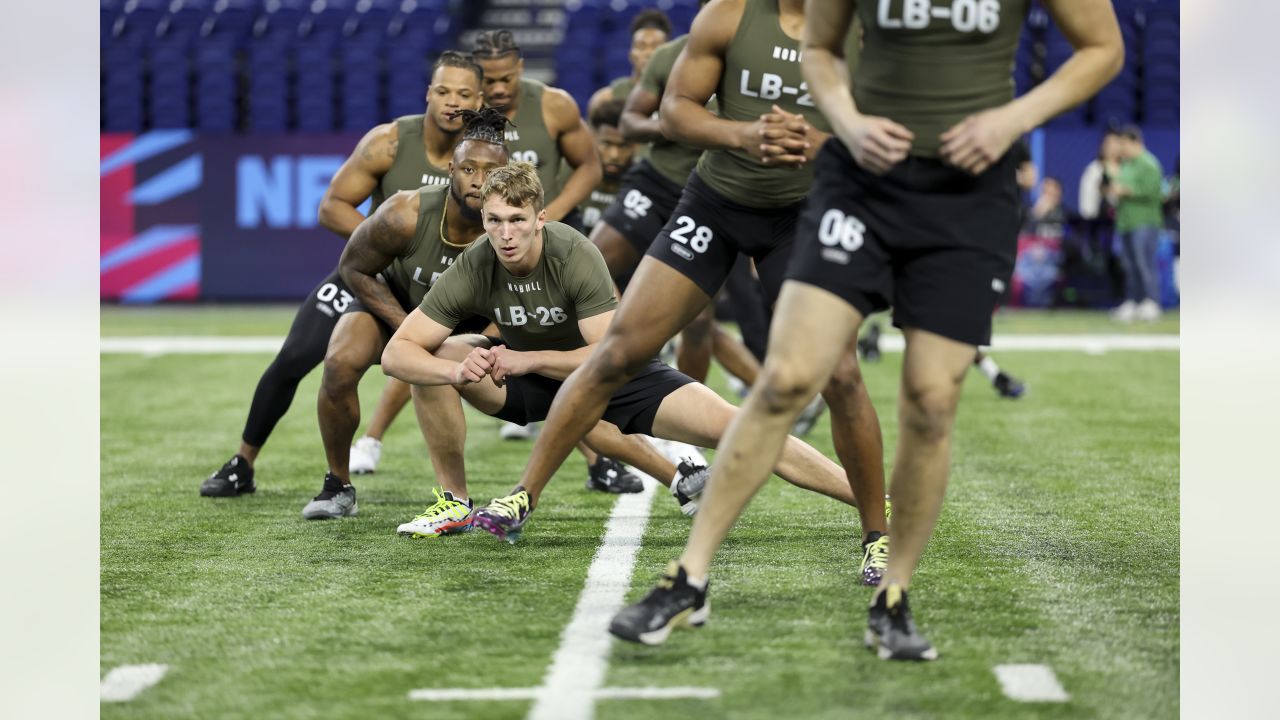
[853,0,1030,157]
[419,221,618,352]
[382,184,476,310]
[370,114,451,211]
[508,79,565,202]
[696,0,835,207]
[1115,150,1165,233]
[639,34,716,187]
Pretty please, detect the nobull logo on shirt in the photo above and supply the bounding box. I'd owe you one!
[507,281,543,293]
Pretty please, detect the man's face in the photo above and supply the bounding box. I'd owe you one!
[1101,134,1121,162]
[1120,136,1142,160]
[593,124,636,180]
[1041,178,1062,204]
[483,195,546,268]
[449,142,510,219]
[426,66,483,132]
[477,55,523,109]
[628,28,668,76]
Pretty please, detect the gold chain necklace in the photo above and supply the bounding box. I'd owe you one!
[438,199,472,249]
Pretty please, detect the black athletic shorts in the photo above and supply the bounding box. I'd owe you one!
[601,159,687,255]
[645,169,801,305]
[494,359,694,435]
[787,138,1020,347]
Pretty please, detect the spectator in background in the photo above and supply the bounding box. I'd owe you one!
[1078,128,1124,299]
[1014,176,1068,308]
[1109,125,1165,322]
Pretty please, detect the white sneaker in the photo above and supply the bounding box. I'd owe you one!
[1136,299,1162,322]
[500,421,539,440]
[349,436,382,474]
[670,460,710,517]
[650,437,707,467]
[1111,300,1137,323]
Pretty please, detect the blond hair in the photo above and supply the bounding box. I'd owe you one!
[480,161,544,212]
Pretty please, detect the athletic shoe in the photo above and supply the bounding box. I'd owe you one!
[499,421,539,440]
[609,561,710,645]
[725,375,749,399]
[200,454,256,497]
[1111,300,1137,323]
[658,338,678,369]
[585,456,644,494]
[865,584,937,661]
[670,461,709,517]
[472,489,532,543]
[349,436,382,474]
[1137,298,1162,322]
[652,437,707,467]
[860,532,890,586]
[301,473,358,520]
[857,323,882,363]
[396,488,473,538]
[993,371,1027,399]
[792,394,827,436]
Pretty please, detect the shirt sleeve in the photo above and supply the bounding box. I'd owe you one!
[419,250,478,330]
[1132,157,1165,202]
[1078,162,1101,220]
[637,47,666,96]
[564,242,619,320]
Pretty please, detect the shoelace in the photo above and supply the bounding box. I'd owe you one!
[487,493,528,520]
[412,489,463,521]
[864,536,890,570]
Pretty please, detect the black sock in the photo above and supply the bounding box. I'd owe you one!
[863,530,885,547]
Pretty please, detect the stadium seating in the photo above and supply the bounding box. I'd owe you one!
[100,0,1179,133]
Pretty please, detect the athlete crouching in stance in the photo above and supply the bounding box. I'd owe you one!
[382,162,867,541]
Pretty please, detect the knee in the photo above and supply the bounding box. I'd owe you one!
[899,380,960,444]
[757,360,824,416]
[824,351,865,398]
[322,345,366,394]
[588,332,650,385]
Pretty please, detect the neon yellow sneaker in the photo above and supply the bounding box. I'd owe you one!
[861,533,890,586]
[396,488,473,538]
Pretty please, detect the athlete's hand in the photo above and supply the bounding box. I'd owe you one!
[744,105,810,168]
[836,113,913,175]
[939,106,1023,175]
[489,346,532,387]
[454,346,494,385]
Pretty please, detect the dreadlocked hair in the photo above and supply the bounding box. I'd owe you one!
[472,29,521,59]
[457,107,512,146]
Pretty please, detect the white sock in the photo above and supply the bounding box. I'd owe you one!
[686,574,708,590]
[977,355,1000,381]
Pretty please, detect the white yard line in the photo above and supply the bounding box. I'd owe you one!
[100,664,169,703]
[993,664,1070,702]
[101,334,1179,356]
[525,478,658,720]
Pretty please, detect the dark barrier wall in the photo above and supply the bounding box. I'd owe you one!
[101,129,1178,303]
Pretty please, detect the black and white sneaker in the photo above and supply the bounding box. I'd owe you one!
[857,323,882,363]
[586,457,644,494]
[610,561,710,646]
[200,454,256,497]
[670,460,709,517]
[993,371,1027,399]
[301,473,358,520]
[865,584,938,661]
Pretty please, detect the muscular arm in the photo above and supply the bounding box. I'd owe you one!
[318,122,398,239]
[1005,0,1124,133]
[337,190,416,329]
[620,84,663,143]
[381,309,465,386]
[489,311,615,383]
[658,1,745,152]
[543,89,603,222]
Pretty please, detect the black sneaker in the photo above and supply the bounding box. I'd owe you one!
[586,457,644,494]
[865,584,938,661]
[610,561,710,645]
[669,460,709,516]
[301,473,358,520]
[792,394,827,436]
[200,454,256,497]
[993,371,1027,399]
[857,323,882,363]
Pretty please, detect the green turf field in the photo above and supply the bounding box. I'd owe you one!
[101,307,1179,719]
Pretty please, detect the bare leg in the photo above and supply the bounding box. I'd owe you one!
[711,325,761,385]
[516,259,712,506]
[237,442,261,465]
[823,342,887,540]
[677,305,715,383]
[317,313,387,482]
[410,383,470,501]
[675,282,864,578]
[591,220,643,285]
[882,328,974,590]
[361,377,412,441]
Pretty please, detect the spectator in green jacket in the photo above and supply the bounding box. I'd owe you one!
[1109,125,1165,322]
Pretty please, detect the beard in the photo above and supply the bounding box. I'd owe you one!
[451,185,483,221]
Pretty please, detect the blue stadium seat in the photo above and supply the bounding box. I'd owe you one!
[200,0,259,47]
